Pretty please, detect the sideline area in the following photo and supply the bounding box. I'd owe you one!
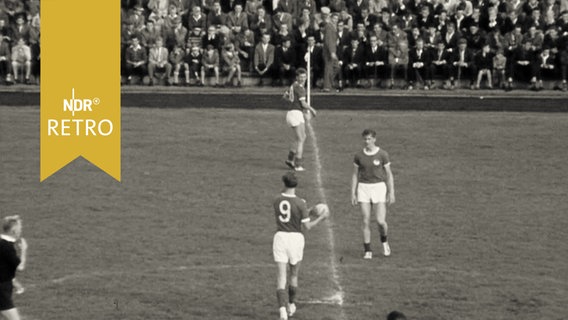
[1,85,567,111]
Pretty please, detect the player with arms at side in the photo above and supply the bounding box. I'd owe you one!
[272,172,328,320]
[283,68,317,172]
[351,129,395,259]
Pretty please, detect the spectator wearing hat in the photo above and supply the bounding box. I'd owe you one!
[221,41,242,86]
[448,37,477,88]
[148,37,172,85]
[127,5,147,32]
[207,1,227,28]
[201,44,221,85]
[11,38,31,84]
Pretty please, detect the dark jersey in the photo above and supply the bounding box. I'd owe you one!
[273,193,310,233]
[354,147,391,183]
[284,81,306,111]
[0,238,20,282]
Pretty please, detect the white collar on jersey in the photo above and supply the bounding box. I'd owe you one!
[281,193,296,197]
[363,147,380,156]
[0,234,16,242]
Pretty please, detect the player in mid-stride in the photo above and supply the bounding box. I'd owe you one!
[351,129,395,259]
[283,68,317,172]
[273,172,328,320]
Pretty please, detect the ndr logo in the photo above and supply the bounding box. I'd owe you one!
[63,88,100,116]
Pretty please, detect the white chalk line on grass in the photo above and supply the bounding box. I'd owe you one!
[305,119,347,315]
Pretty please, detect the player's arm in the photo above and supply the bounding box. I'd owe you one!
[16,237,27,271]
[302,208,328,230]
[299,98,317,117]
[351,164,359,206]
[385,163,395,204]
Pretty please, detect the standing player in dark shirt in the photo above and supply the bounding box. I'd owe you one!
[273,172,328,320]
[351,129,395,259]
[283,68,317,172]
[0,215,27,320]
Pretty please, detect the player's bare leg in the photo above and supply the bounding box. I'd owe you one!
[1,308,21,320]
[360,202,373,259]
[288,262,301,317]
[276,262,289,320]
[292,124,306,171]
[375,202,390,256]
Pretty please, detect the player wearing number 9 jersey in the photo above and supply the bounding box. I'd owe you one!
[272,172,327,320]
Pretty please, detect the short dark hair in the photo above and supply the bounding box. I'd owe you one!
[282,172,298,188]
[362,129,376,137]
[387,311,407,320]
[2,215,20,233]
[296,68,307,77]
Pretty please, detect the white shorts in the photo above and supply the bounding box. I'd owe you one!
[273,231,305,265]
[357,182,387,203]
[286,110,305,127]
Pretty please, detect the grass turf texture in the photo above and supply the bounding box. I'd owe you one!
[1,106,567,320]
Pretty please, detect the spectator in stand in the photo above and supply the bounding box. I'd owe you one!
[356,8,377,31]
[202,25,222,51]
[484,7,502,34]
[140,20,161,48]
[329,0,347,14]
[171,17,188,50]
[11,38,31,84]
[531,46,555,90]
[521,0,540,19]
[227,3,249,35]
[557,10,568,34]
[501,11,523,34]
[474,42,494,88]
[434,9,449,34]
[201,44,221,86]
[348,0,370,20]
[301,35,324,87]
[377,8,396,31]
[254,32,276,86]
[276,0,299,17]
[275,37,297,85]
[417,6,435,32]
[388,39,410,89]
[525,25,544,51]
[408,26,425,49]
[188,6,207,31]
[170,43,189,85]
[463,6,483,31]
[221,42,242,86]
[321,8,339,92]
[187,26,204,50]
[339,8,354,31]
[449,38,477,89]
[148,0,169,19]
[163,4,182,31]
[207,1,227,28]
[493,47,507,88]
[337,19,352,50]
[11,14,29,44]
[430,41,451,88]
[273,23,293,46]
[453,5,468,34]
[245,0,262,22]
[452,0,473,17]
[125,36,147,83]
[148,37,172,86]
[342,37,365,87]
[297,0,317,20]
[273,10,294,34]
[0,37,12,84]
[525,8,545,31]
[368,0,388,16]
[187,45,204,85]
[235,29,255,72]
[503,23,524,58]
[250,6,272,39]
[351,22,369,47]
[424,24,441,50]
[370,23,388,47]
[126,5,146,32]
[409,37,431,89]
[387,23,408,53]
[506,39,535,90]
[364,34,388,87]
[148,6,166,28]
[465,24,487,52]
[400,10,417,33]
[442,22,461,53]
[558,46,568,91]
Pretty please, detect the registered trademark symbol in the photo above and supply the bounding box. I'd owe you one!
[93,98,100,105]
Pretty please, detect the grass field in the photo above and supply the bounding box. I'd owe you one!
[1,103,567,320]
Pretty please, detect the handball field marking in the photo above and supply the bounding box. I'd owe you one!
[305,118,347,317]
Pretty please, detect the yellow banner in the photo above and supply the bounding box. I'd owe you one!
[41,1,120,181]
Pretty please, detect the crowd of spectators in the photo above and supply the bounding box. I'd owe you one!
[0,0,40,85]
[120,0,568,91]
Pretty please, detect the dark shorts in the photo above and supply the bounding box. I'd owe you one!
[0,281,14,311]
